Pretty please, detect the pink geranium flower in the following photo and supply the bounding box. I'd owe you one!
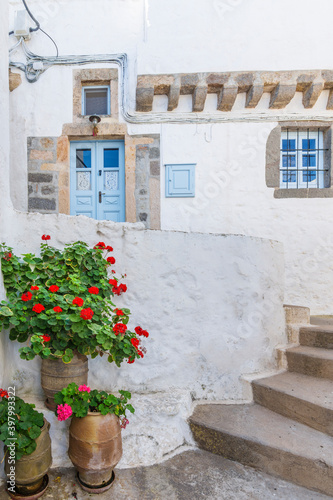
[78,385,91,393]
[57,403,73,421]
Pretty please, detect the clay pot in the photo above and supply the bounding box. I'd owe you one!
[41,351,88,411]
[5,419,52,498]
[69,412,122,493]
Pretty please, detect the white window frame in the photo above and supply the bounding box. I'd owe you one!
[81,85,111,116]
[280,130,325,189]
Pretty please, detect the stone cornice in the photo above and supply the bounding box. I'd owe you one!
[136,70,333,113]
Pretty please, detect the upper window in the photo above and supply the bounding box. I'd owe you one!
[280,129,328,189]
[82,86,110,116]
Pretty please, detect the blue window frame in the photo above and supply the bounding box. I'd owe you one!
[280,130,326,189]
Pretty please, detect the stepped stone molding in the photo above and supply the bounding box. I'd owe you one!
[136,70,333,112]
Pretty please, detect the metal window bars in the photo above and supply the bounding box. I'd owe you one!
[280,128,329,189]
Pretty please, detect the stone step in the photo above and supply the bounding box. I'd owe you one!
[300,325,333,349]
[189,403,333,497]
[286,346,333,380]
[311,315,333,326]
[252,371,333,435]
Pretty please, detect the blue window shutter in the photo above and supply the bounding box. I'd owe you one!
[165,164,195,197]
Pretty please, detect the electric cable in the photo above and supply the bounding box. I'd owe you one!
[21,0,40,32]
[39,28,59,57]
[9,0,58,57]
[8,41,331,125]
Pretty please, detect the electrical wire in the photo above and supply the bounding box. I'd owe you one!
[21,0,40,32]
[9,42,332,125]
[39,28,59,57]
[9,0,58,57]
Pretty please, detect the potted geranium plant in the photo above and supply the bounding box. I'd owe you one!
[0,236,149,409]
[0,388,52,498]
[54,382,134,493]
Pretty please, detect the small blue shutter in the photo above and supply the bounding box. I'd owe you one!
[165,164,195,197]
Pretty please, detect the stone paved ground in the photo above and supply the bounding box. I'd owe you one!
[0,450,332,500]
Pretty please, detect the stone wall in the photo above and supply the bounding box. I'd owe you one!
[27,131,161,228]
[27,137,59,213]
[135,135,160,227]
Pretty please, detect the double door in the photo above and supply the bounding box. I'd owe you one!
[70,141,125,221]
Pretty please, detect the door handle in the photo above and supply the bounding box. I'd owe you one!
[98,191,105,203]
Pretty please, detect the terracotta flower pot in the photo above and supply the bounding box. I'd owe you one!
[69,412,122,493]
[41,351,88,410]
[5,418,52,499]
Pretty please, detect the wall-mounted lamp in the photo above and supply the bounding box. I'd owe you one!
[89,115,101,136]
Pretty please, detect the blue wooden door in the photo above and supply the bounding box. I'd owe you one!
[70,141,125,221]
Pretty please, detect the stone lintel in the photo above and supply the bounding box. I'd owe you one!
[135,69,333,112]
[302,81,325,109]
[62,122,127,137]
[269,83,297,109]
[217,81,238,112]
[245,82,264,108]
[192,79,208,112]
[168,75,181,111]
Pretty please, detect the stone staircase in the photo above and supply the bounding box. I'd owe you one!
[189,311,333,497]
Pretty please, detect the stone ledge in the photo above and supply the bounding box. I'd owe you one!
[274,188,333,198]
[136,69,333,113]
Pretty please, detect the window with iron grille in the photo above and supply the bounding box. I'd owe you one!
[280,129,329,189]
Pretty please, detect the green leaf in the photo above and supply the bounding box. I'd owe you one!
[0,306,13,316]
[27,425,41,439]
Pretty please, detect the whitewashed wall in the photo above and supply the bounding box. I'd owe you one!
[1,0,288,472]
[7,0,333,313]
[0,218,285,468]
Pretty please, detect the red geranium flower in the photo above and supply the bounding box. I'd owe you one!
[109,279,117,287]
[112,283,127,296]
[41,235,51,241]
[113,323,127,335]
[135,326,149,338]
[93,242,106,250]
[107,257,116,264]
[21,291,32,302]
[115,309,124,316]
[32,304,45,314]
[106,245,113,252]
[42,334,51,342]
[111,270,116,274]
[72,297,84,307]
[3,252,12,261]
[137,349,144,358]
[49,285,59,293]
[131,338,140,349]
[53,306,63,313]
[30,286,39,291]
[127,358,135,364]
[0,389,9,399]
[80,308,94,320]
[88,286,99,295]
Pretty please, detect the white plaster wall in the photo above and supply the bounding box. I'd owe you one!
[7,0,333,313]
[2,0,289,473]
[0,216,285,469]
